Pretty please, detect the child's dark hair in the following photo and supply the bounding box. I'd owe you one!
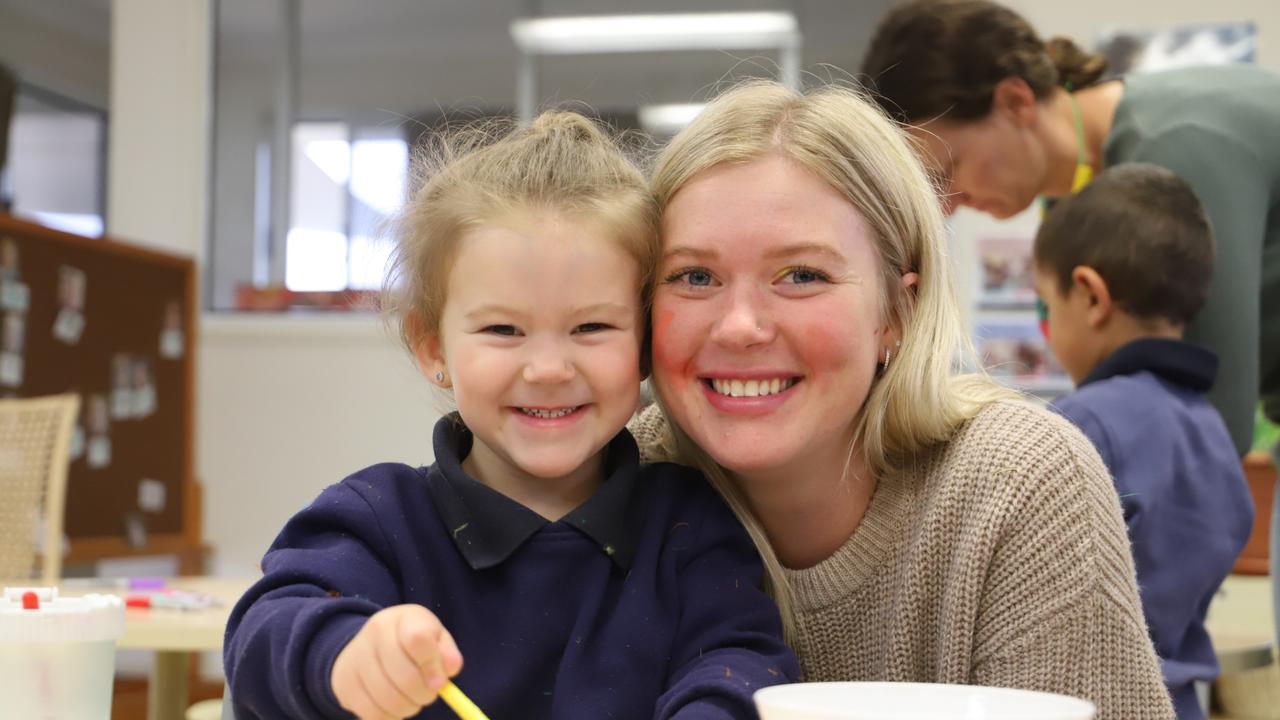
[1034,163,1215,326]
[383,111,659,352]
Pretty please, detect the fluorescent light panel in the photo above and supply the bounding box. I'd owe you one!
[638,103,707,135]
[511,12,799,55]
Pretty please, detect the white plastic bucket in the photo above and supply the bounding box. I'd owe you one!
[0,587,125,719]
[755,681,1096,720]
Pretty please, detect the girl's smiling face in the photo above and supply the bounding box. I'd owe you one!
[652,154,891,480]
[421,210,644,490]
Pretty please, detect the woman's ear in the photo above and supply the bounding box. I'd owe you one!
[901,271,920,299]
[882,271,920,347]
[991,76,1039,127]
[1071,265,1113,329]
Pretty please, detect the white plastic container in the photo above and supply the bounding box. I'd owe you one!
[755,681,1096,720]
[0,586,125,719]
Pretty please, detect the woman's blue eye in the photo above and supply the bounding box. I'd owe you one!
[665,268,714,286]
[782,267,828,284]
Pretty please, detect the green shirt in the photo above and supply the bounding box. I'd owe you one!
[1105,64,1280,455]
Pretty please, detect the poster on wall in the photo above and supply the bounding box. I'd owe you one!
[1098,21,1256,74]
[976,236,1037,309]
[974,314,1072,398]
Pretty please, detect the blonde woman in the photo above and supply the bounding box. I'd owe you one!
[631,81,1175,720]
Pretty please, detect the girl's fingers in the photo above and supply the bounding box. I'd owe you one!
[357,648,421,719]
[377,624,441,707]
[437,625,464,677]
[397,608,452,689]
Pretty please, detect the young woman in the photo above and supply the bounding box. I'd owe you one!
[631,80,1175,720]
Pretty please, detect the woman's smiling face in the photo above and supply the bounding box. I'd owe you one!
[652,154,890,479]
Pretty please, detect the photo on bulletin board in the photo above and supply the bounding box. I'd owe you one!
[974,313,1072,398]
[53,265,87,345]
[1098,21,1255,74]
[975,236,1037,309]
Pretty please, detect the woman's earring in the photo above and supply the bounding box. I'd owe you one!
[882,340,901,369]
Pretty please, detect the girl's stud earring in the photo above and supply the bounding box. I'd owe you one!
[435,371,445,383]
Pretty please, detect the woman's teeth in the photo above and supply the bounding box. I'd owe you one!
[519,406,577,419]
[709,378,795,398]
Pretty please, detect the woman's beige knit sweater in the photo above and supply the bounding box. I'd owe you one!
[630,400,1175,720]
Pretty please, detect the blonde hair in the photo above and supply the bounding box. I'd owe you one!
[651,81,1016,637]
[384,111,659,352]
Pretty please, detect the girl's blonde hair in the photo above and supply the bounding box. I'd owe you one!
[384,111,659,352]
[650,81,1015,636]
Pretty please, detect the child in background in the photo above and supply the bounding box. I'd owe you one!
[223,111,797,720]
[1032,163,1254,720]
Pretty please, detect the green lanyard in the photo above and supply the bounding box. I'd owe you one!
[1040,86,1094,216]
[1068,88,1093,192]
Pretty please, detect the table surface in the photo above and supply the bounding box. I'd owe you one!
[55,576,255,652]
[1205,574,1275,674]
[8,573,1273,665]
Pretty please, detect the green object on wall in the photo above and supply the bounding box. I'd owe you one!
[1255,404,1280,452]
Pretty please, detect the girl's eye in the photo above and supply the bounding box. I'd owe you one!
[779,266,830,284]
[482,325,519,336]
[664,268,714,287]
[574,323,611,334]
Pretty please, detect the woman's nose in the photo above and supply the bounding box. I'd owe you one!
[709,288,773,349]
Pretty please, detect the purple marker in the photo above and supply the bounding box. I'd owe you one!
[128,577,167,591]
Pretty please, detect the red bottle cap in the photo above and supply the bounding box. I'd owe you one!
[21,591,39,610]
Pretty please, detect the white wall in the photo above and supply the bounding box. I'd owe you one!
[107,0,211,259]
[198,315,443,576]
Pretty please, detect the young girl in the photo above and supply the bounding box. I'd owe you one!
[223,111,797,720]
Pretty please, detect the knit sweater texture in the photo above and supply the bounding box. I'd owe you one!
[629,399,1175,720]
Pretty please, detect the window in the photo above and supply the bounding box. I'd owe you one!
[5,87,106,237]
[286,122,407,292]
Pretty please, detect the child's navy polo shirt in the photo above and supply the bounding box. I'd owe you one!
[224,416,798,719]
[1052,338,1254,720]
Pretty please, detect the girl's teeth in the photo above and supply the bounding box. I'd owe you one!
[710,378,794,398]
[520,407,576,419]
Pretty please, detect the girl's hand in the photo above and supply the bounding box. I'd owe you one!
[331,604,464,719]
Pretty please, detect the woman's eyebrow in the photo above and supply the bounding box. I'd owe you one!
[661,246,716,262]
[763,243,846,262]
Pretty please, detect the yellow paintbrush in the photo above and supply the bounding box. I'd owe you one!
[439,681,490,720]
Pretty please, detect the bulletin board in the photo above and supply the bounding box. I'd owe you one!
[0,213,199,565]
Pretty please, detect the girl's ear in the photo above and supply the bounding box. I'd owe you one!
[415,334,451,388]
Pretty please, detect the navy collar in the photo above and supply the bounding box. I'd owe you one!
[1078,337,1218,392]
[424,415,645,572]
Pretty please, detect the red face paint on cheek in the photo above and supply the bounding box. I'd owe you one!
[651,307,696,382]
